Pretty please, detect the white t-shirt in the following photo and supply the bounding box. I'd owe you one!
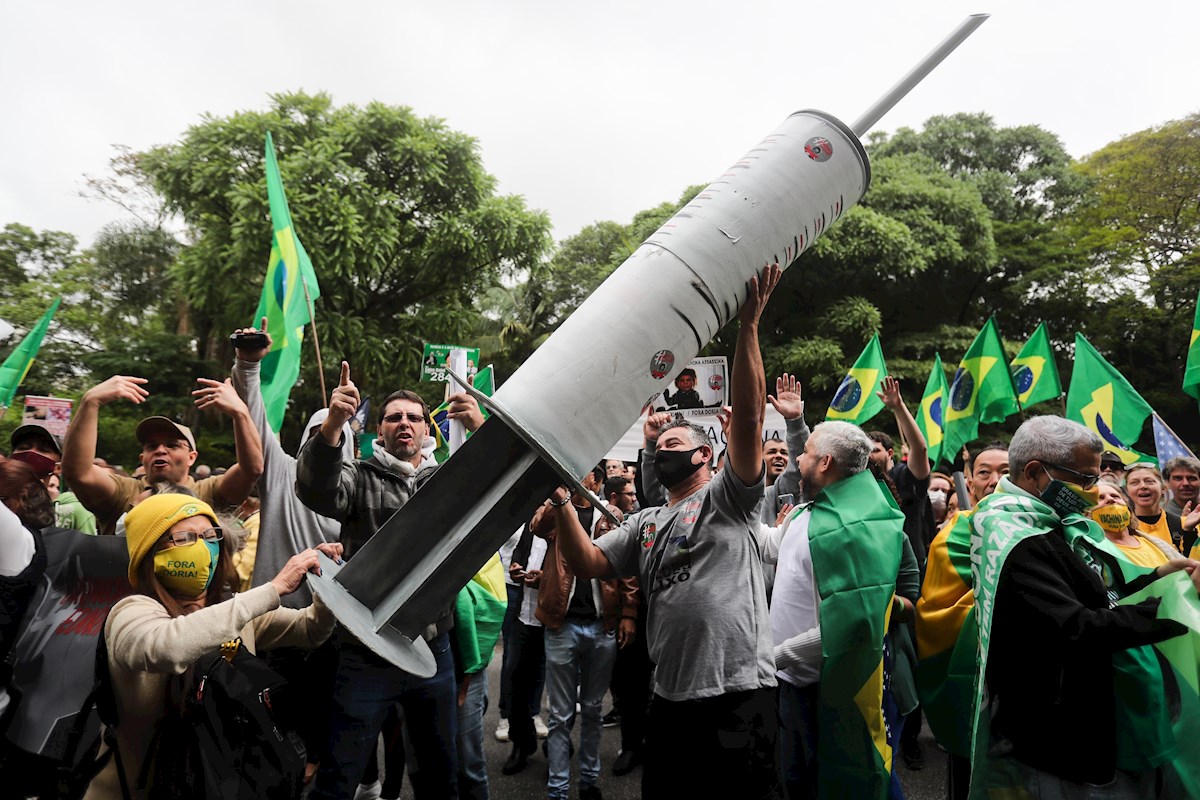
[0,502,35,577]
[769,508,820,687]
[518,536,547,628]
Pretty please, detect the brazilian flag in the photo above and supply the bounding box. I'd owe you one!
[826,333,887,426]
[0,297,60,411]
[807,469,904,798]
[1066,333,1153,465]
[942,318,1019,463]
[1010,322,1062,407]
[454,552,508,674]
[1185,287,1200,403]
[431,365,495,463]
[252,132,322,433]
[916,353,949,467]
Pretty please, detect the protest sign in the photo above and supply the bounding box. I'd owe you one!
[605,405,788,463]
[650,356,727,411]
[421,343,480,383]
[22,395,73,437]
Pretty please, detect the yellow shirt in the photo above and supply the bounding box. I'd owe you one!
[1134,512,1175,548]
[1114,536,1171,570]
[232,511,260,593]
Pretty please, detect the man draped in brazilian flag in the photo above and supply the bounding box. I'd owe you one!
[766,421,905,799]
[966,416,1200,798]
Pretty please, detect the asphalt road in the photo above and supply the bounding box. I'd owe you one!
[379,645,949,800]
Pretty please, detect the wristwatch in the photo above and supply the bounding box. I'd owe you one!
[550,495,571,507]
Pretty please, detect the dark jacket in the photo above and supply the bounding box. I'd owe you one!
[0,525,46,689]
[987,532,1183,785]
[295,434,451,640]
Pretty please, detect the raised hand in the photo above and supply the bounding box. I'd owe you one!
[737,263,783,326]
[1180,501,1200,533]
[716,405,733,437]
[446,392,485,431]
[643,411,673,443]
[327,361,360,429]
[193,378,249,417]
[876,376,904,410]
[85,375,149,406]
[232,316,273,362]
[768,373,804,420]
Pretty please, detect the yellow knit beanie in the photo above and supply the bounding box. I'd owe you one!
[124,493,220,587]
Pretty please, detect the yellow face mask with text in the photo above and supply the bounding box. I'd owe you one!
[153,538,220,595]
[1091,504,1132,533]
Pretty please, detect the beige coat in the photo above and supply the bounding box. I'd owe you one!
[85,583,334,800]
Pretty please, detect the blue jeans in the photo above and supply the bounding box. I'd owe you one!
[457,670,488,800]
[311,631,458,800]
[544,618,617,799]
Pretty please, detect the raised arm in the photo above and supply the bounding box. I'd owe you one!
[62,375,149,511]
[230,318,287,467]
[192,378,264,507]
[727,264,781,485]
[877,376,929,480]
[638,411,672,508]
[767,373,809,499]
[547,487,615,579]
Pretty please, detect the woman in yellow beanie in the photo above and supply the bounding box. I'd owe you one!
[85,492,342,800]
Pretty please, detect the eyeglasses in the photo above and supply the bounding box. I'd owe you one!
[383,413,427,425]
[1042,462,1101,490]
[161,527,223,548]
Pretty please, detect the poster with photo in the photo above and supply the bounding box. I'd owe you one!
[22,395,73,437]
[650,356,727,413]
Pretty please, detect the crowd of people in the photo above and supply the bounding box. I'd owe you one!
[0,263,1198,800]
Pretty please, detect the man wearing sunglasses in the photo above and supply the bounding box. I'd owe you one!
[966,415,1196,795]
[297,361,484,800]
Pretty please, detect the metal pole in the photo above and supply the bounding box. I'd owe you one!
[851,13,990,138]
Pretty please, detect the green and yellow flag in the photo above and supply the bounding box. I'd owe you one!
[453,552,508,675]
[431,365,495,463]
[916,353,949,467]
[826,333,887,426]
[803,469,904,798]
[0,297,60,412]
[1184,288,1200,402]
[253,132,321,433]
[1066,334,1153,466]
[1010,322,1062,407]
[942,318,1019,461]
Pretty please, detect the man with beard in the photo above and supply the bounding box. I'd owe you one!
[298,362,485,800]
[61,374,263,536]
[548,265,783,800]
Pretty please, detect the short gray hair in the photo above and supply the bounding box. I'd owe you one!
[1163,456,1200,480]
[656,419,713,451]
[809,421,872,477]
[1008,416,1103,477]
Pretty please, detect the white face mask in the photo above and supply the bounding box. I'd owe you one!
[928,489,948,504]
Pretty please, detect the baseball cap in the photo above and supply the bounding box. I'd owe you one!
[135,417,197,451]
[10,424,63,456]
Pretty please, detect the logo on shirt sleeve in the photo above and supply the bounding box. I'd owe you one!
[639,522,657,550]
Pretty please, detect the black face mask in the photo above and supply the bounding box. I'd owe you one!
[654,446,705,489]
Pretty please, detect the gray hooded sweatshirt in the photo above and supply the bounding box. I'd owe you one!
[231,358,350,607]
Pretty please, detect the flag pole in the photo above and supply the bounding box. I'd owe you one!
[994,316,1026,421]
[303,282,328,408]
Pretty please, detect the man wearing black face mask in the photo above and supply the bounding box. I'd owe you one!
[547,265,784,800]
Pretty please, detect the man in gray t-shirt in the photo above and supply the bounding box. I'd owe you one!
[546,265,784,800]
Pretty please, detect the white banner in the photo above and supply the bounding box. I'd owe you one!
[604,405,788,463]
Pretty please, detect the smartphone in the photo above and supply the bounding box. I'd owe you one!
[230,331,268,350]
[777,493,795,512]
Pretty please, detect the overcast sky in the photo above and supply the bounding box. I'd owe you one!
[2,1,1197,250]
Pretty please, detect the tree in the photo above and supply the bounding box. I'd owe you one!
[126,91,553,439]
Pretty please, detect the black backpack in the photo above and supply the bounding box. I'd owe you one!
[138,640,307,800]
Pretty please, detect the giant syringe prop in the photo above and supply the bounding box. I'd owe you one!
[307,14,990,676]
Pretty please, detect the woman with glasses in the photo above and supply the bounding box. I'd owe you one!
[86,492,342,800]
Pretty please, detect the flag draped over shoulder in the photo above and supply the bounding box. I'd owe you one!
[914,511,978,757]
[825,333,887,426]
[0,297,60,411]
[453,552,508,675]
[916,353,949,467]
[1010,322,1061,407]
[942,318,1019,461]
[253,132,321,433]
[1184,288,1200,403]
[807,469,904,799]
[1066,334,1153,466]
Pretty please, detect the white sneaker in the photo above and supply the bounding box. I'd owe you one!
[534,716,549,739]
[354,780,382,800]
[495,718,510,742]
